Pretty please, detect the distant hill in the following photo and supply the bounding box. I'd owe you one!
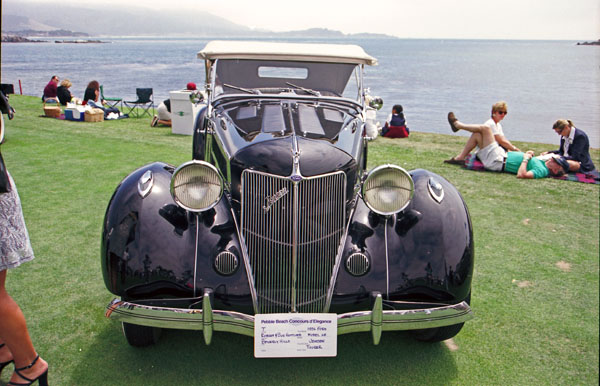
[1,1,396,39]
[2,14,57,31]
[2,2,251,37]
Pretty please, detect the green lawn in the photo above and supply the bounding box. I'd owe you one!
[1,95,598,385]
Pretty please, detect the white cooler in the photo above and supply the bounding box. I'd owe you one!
[170,91,203,135]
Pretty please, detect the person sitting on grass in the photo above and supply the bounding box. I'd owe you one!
[42,75,59,102]
[444,101,520,165]
[84,80,121,119]
[57,79,79,105]
[151,82,197,128]
[541,119,595,172]
[381,104,409,138]
[448,112,569,179]
[151,99,172,127]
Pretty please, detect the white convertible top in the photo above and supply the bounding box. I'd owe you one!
[197,40,378,66]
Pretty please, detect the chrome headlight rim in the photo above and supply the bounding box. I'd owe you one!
[362,164,414,216]
[170,160,224,212]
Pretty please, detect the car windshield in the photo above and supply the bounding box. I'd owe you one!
[217,100,357,141]
[213,59,360,99]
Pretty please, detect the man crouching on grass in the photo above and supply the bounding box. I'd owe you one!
[448,112,570,179]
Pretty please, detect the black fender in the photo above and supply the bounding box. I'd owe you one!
[331,169,473,312]
[101,161,253,313]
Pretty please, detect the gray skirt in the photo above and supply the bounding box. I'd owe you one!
[0,173,35,271]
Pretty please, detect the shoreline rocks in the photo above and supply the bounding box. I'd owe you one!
[1,34,44,43]
[576,39,600,46]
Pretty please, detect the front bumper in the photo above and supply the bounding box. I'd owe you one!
[105,290,473,345]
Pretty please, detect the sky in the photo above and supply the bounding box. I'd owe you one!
[16,0,600,40]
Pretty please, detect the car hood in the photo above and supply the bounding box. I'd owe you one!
[228,136,359,205]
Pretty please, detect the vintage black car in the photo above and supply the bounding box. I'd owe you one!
[102,41,474,355]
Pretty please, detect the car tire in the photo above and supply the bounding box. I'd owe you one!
[411,293,470,343]
[411,322,465,343]
[122,322,162,347]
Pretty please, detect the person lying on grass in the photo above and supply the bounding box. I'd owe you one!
[448,112,569,179]
[444,101,520,165]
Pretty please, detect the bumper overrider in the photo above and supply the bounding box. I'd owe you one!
[106,290,473,345]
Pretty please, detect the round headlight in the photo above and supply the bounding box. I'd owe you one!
[362,165,414,215]
[171,161,223,212]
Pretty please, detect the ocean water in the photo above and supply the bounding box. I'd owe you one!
[1,37,598,146]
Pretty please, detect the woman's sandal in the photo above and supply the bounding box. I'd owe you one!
[0,343,14,375]
[7,354,48,386]
[448,112,459,132]
[444,157,465,165]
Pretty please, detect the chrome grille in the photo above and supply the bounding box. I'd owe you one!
[241,170,346,313]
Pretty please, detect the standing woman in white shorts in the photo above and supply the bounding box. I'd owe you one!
[0,93,49,386]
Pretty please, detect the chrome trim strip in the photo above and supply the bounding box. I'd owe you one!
[324,206,355,311]
[384,216,390,300]
[105,298,473,345]
[291,179,299,312]
[193,214,199,297]
[230,207,259,313]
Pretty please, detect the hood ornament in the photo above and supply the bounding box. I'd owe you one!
[290,137,303,182]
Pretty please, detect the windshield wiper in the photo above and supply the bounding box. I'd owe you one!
[223,83,259,94]
[286,82,321,97]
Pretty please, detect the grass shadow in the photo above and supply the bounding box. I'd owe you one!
[70,323,459,385]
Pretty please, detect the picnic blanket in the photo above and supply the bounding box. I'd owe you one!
[463,154,599,184]
[39,113,129,120]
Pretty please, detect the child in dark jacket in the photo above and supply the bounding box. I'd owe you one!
[381,104,409,138]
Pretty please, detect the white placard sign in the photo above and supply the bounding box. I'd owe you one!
[254,313,337,358]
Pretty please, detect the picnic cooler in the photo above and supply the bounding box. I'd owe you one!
[65,106,85,121]
[170,90,203,135]
[43,99,61,118]
[85,108,104,122]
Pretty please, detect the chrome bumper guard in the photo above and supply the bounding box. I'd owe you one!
[106,291,473,345]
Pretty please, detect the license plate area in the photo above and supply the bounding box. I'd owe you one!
[254,313,337,358]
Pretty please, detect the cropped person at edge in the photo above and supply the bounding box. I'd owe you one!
[444,101,520,165]
[0,92,49,386]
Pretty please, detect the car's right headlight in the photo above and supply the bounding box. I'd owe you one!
[362,165,414,215]
[171,161,223,212]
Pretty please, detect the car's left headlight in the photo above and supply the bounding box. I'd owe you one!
[362,165,414,215]
[171,161,223,212]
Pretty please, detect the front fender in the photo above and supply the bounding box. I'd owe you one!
[331,169,473,311]
[101,162,253,313]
